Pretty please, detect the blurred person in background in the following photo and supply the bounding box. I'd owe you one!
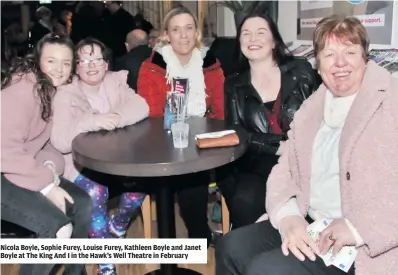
[30,6,53,46]
[113,29,152,90]
[71,2,108,47]
[148,28,160,49]
[59,10,73,36]
[105,1,136,60]
[134,12,154,35]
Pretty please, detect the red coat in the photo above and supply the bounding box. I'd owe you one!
[137,50,225,120]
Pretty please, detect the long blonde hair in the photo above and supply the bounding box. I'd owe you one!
[158,6,203,49]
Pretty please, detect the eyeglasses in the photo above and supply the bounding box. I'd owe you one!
[77,58,105,68]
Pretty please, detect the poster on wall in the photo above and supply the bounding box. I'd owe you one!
[298,0,395,45]
[300,1,333,11]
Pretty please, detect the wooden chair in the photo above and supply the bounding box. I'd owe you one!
[220,195,230,234]
[141,195,152,239]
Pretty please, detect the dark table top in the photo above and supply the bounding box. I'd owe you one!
[72,117,247,177]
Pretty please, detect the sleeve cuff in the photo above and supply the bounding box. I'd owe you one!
[43,160,60,186]
[40,183,56,195]
[276,198,302,232]
[276,141,285,156]
[345,218,365,247]
[43,160,55,172]
[111,112,122,127]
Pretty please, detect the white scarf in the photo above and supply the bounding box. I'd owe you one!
[160,44,207,117]
[323,89,357,128]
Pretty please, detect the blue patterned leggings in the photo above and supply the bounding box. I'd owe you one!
[74,174,146,238]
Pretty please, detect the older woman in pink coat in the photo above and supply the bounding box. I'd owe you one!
[216,15,398,275]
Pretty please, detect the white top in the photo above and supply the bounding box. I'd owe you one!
[276,90,364,246]
[308,89,356,219]
[83,83,110,114]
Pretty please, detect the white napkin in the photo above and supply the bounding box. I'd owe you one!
[195,130,236,140]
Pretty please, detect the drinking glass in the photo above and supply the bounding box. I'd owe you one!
[171,121,189,148]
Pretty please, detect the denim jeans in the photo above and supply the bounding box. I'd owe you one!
[1,174,92,275]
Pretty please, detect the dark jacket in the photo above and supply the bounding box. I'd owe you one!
[106,8,136,59]
[134,15,154,34]
[30,22,50,46]
[71,4,108,45]
[208,37,240,78]
[137,50,225,119]
[225,57,321,156]
[113,44,152,91]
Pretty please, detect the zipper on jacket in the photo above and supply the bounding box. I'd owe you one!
[204,66,221,73]
[147,63,220,75]
[147,67,166,76]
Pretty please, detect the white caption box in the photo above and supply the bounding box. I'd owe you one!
[0,238,207,264]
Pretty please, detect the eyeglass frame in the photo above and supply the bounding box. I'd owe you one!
[76,58,106,68]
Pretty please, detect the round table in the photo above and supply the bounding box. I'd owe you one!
[72,117,247,275]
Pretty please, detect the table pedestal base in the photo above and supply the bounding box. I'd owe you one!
[146,181,203,275]
[145,267,201,275]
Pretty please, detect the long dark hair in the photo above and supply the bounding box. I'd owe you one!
[1,33,75,121]
[236,13,294,72]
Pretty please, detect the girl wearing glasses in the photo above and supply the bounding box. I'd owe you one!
[51,37,149,275]
[1,33,92,275]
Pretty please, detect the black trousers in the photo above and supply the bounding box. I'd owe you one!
[217,169,267,229]
[1,175,92,275]
[215,220,356,275]
[173,172,212,246]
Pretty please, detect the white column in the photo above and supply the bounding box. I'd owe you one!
[278,0,298,42]
[217,6,236,37]
[198,0,205,31]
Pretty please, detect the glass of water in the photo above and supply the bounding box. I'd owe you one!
[171,121,189,148]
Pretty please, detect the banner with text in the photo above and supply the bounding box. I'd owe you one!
[298,0,395,45]
[301,14,386,28]
[0,239,207,264]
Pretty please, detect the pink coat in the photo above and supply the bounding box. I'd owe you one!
[51,70,149,181]
[263,61,398,275]
[1,73,64,191]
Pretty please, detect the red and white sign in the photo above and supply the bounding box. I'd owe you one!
[301,14,385,28]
